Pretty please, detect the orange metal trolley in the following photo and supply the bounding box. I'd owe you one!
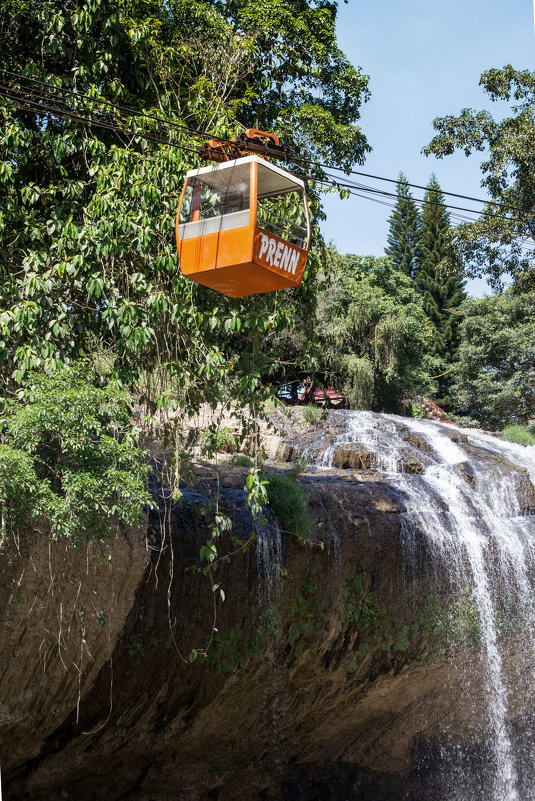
[176,154,311,298]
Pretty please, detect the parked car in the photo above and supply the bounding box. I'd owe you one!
[300,382,345,408]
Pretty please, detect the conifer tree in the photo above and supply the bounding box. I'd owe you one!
[385,172,420,278]
[416,175,466,401]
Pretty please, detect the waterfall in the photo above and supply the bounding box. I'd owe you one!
[302,411,535,801]
[255,512,283,610]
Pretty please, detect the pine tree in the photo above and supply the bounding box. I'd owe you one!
[416,175,466,401]
[385,172,420,278]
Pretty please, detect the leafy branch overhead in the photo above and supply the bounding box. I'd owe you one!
[424,65,535,289]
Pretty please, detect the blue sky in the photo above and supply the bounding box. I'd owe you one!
[320,0,534,295]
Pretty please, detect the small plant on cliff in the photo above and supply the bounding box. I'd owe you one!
[0,363,152,545]
[265,473,313,543]
[302,404,326,425]
[232,453,254,468]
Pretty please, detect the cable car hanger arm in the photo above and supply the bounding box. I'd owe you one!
[198,129,289,164]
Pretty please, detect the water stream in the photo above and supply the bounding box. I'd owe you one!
[300,411,535,800]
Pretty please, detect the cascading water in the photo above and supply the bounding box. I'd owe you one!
[300,410,535,801]
[254,512,284,776]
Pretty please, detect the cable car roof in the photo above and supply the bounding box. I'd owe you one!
[183,154,305,197]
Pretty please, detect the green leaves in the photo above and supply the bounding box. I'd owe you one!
[425,66,535,287]
[245,468,268,520]
[0,363,152,544]
[314,251,436,411]
[452,291,535,429]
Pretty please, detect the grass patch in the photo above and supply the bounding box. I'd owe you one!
[502,425,535,447]
[265,473,313,542]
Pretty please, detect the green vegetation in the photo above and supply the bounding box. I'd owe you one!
[201,426,237,456]
[0,364,151,544]
[415,175,466,404]
[385,171,420,279]
[313,253,436,411]
[412,589,533,657]
[0,0,373,548]
[0,0,370,399]
[502,425,535,447]
[302,404,325,425]
[232,454,254,468]
[451,291,535,429]
[286,571,322,655]
[339,571,376,629]
[425,65,535,290]
[265,473,313,542]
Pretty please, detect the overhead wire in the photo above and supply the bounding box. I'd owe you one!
[0,81,202,154]
[0,71,534,234]
[0,72,524,205]
[4,68,534,218]
[313,175,532,229]
[0,69,231,145]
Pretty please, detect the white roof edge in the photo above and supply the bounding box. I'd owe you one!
[183,154,305,190]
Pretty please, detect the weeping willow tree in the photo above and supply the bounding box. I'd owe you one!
[315,253,436,411]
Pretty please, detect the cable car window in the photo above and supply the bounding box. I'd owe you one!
[255,161,309,249]
[256,189,308,248]
[178,162,250,241]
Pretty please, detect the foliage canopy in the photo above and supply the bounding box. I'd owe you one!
[451,291,535,429]
[424,65,535,289]
[0,0,371,414]
[314,253,435,411]
[0,363,151,543]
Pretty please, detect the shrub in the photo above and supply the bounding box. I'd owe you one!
[302,404,325,425]
[201,426,237,455]
[407,401,426,419]
[232,454,254,468]
[265,473,313,542]
[502,425,535,447]
[0,364,151,544]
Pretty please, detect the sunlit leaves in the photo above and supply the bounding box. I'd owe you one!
[425,66,535,287]
[0,363,152,543]
[314,252,436,410]
[452,291,535,429]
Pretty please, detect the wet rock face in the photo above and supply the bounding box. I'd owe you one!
[0,476,416,801]
[2,411,535,801]
[332,444,373,470]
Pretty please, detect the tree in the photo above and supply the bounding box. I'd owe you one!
[315,252,436,411]
[212,0,371,171]
[0,0,371,417]
[450,291,535,430]
[424,65,535,290]
[121,0,371,169]
[0,363,151,544]
[385,172,420,278]
[415,175,466,400]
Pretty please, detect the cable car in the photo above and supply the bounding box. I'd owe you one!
[176,152,311,298]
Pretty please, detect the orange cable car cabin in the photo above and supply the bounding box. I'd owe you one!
[176,154,311,298]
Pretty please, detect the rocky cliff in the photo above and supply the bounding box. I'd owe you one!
[2,411,535,801]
